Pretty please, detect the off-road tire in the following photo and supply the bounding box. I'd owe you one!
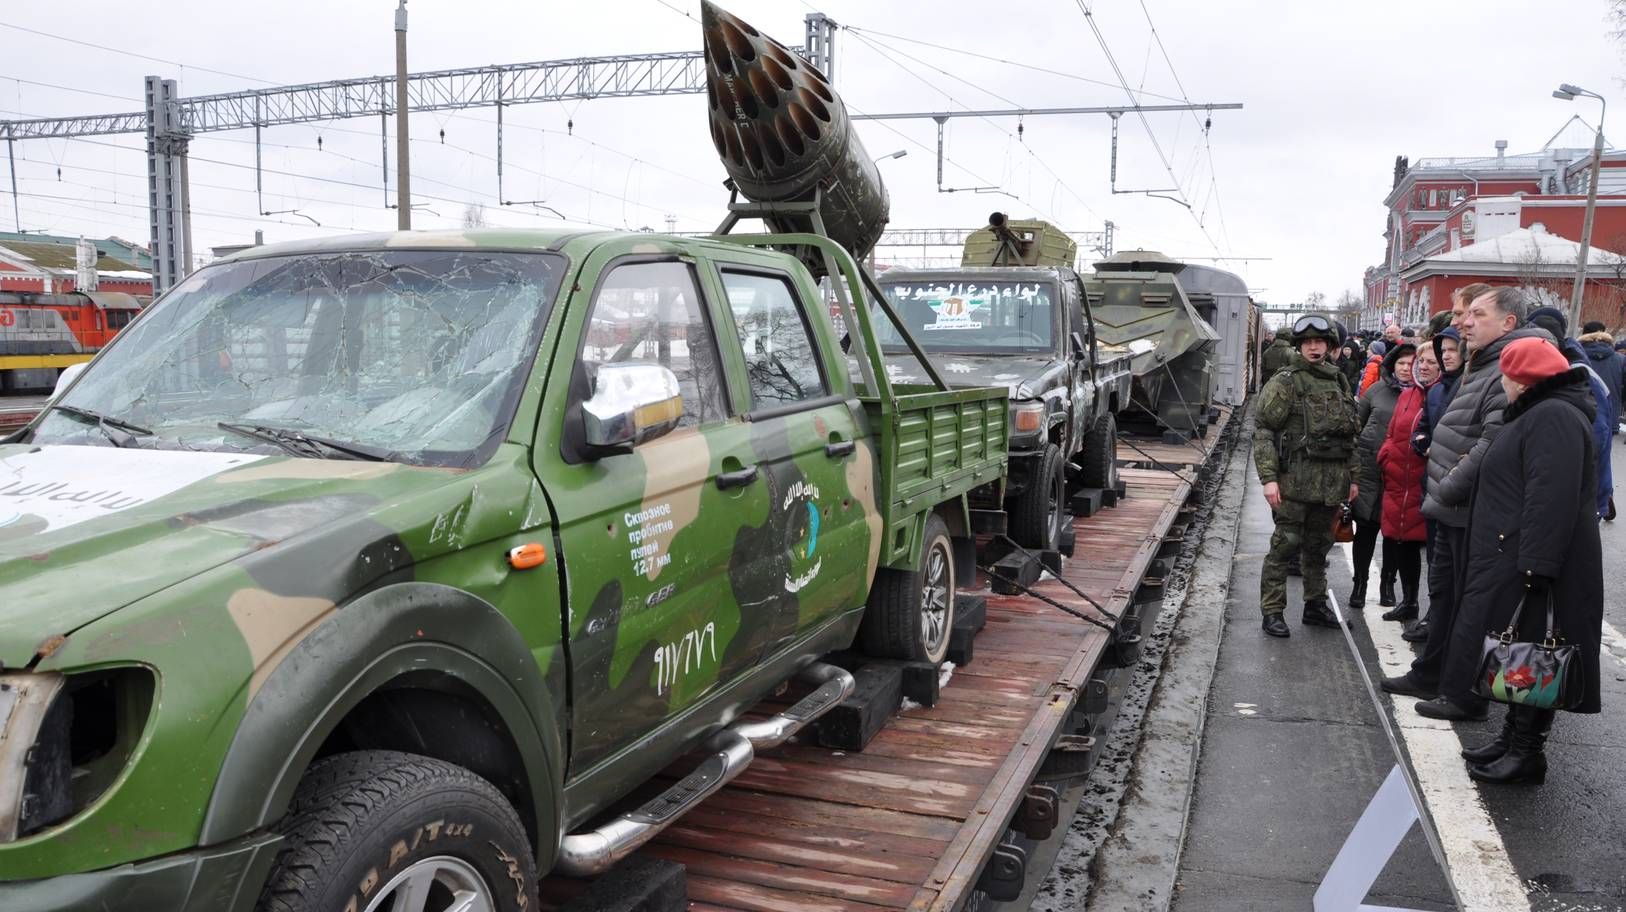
[1079,413,1119,491]
[859,513,956,664]
[258,750,539,912]
[1009,443,1066,550]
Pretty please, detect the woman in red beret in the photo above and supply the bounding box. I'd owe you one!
[1451,336,1604,784]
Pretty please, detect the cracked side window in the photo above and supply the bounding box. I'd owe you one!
[33,249,563,467]
[720,270,828,408]
[579,261,728,430]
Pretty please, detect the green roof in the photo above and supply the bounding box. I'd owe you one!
[0,239,145,273]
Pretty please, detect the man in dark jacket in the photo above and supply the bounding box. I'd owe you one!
[1533,311,1615,519]
[1580,321,1623,433]
[1404,326,1464,643]
[1382,287,1545,720]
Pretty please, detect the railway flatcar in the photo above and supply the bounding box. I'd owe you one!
[0,290,141,392]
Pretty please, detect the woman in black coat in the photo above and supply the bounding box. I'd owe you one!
[1451,337,1604,784]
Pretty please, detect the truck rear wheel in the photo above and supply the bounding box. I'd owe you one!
[1078,413,1119,491]
[1009,443,1065,550]
[258,750,539,912]
[859,513,955,664]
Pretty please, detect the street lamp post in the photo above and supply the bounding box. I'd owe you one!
[1553,83,1606,331]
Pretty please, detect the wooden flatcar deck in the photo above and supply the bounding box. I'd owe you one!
[544,406,1234,912]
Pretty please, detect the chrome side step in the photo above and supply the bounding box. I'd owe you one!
[555,662,855,876]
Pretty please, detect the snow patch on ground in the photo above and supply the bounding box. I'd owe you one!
[938,661,957,688]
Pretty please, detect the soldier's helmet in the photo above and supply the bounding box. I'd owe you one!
[1290,312,1340,346]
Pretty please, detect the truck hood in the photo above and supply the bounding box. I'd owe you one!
[0,444,479,668]
[882,353,1065,398]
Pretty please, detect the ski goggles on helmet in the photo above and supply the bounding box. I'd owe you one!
[1293,314,1333,334]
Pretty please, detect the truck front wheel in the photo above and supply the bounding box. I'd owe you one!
[258,750,539,912]
[1009,443,1066,550]
[860,513,956,664]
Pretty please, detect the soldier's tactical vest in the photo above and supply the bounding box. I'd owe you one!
[1286,367,1359,460]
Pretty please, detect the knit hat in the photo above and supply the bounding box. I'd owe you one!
[1369,340,1387,357]
[1526,305,1568,340]
[1584,320,1607,334]
[1500,337,1572,387]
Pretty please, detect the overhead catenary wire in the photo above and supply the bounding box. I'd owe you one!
[1134,0,1233,252]
[1071,0,1226,257]
[844,28,1105,224]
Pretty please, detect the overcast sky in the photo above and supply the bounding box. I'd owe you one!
[2,0,1622,308]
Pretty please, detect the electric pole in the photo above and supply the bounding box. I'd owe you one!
[395,0,411,230]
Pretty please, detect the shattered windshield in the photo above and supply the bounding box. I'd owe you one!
[30,249,563,467]
[876,278,1056,353]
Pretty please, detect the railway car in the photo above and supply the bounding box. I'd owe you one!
[0,290,141,392]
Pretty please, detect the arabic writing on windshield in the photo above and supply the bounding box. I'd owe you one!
[34,249,563,467]
[877,280,1054,351]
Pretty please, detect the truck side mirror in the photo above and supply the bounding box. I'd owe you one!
[581,362,685,456]
[1071,331,1086,358]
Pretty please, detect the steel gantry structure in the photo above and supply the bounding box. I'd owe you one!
[0,9,1238,295]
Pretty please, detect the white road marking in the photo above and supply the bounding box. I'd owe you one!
[1600,619,1626,671]
[1337,541,1530,912]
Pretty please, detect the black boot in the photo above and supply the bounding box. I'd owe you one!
[1302,598,1343,629]
[1378,568,1397,608]
[1349,578,1367,611]
[1469,706,1554,785]
[1401,618,1430,643]
[1462,709,1517,763]
[1382,574,1420,621]
[1261,613,1290,638]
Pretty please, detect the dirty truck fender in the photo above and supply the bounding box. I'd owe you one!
[198,582,563,868]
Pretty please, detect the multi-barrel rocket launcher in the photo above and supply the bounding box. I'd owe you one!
[700,1,951,394]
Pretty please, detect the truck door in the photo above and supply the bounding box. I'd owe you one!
[534,254,777,776]
[708,264,871,658]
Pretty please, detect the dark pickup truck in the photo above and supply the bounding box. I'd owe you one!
[875,255,1132,550]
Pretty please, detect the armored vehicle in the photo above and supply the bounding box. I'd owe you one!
[0,224,1007,910]
[1084,249,1220,439]
[875,214,1133,550]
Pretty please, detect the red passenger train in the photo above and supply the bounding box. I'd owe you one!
[0,290,142,392]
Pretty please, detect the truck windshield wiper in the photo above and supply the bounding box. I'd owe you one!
[216,422,394,462]
[49,404,153,448]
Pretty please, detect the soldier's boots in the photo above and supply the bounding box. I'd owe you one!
[1261,613,1291,638]
[1301,598,1343,629]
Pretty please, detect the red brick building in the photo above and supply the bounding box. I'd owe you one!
[1362,118,1626,329]
[0,237,153,299]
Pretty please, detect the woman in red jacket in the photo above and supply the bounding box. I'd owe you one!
[1376,346,1429,621]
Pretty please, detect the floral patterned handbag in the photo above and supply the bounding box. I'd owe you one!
[1473,590,1584,710]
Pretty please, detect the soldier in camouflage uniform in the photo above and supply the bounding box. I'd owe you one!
[1261,332,1295,377]
[1254,313,1362,637]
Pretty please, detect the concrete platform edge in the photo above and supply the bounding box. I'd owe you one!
[1083,406,1254,911]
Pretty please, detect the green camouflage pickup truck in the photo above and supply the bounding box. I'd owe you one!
[0,228,1006,911]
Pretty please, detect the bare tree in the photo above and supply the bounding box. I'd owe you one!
[462,203,489,229]
[1514,247,1571,313]
[1334,289,1363,326]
